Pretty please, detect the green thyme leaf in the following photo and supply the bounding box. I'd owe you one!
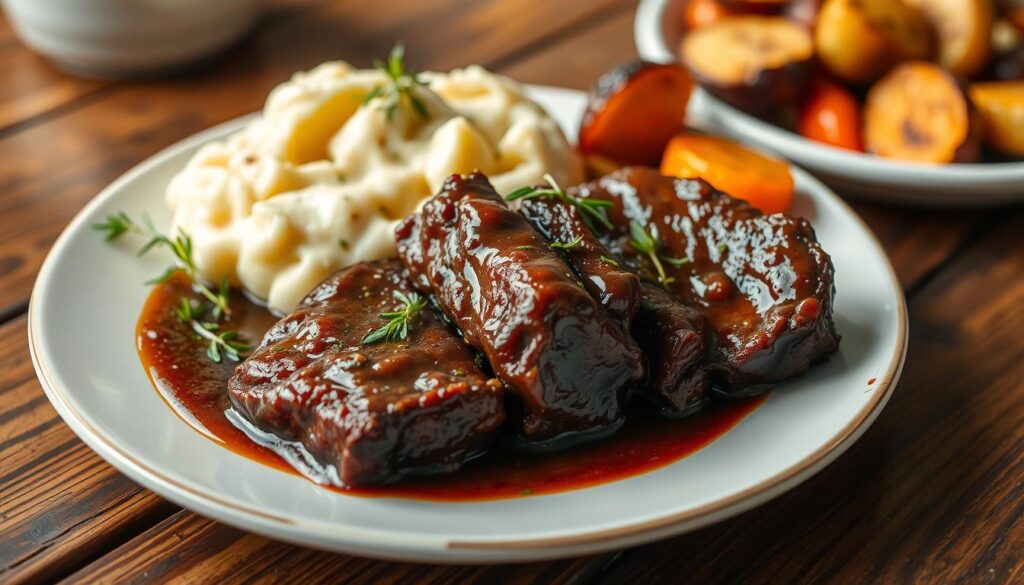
[505,173,614,232]
[629,221,690,288]
[362,291,427,345]
[365,44,429,121]
[600,255,620,267]
[549,235,584,251]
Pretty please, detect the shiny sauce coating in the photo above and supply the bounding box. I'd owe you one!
[138,276,767,501]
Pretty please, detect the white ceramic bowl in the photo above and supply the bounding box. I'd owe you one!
[2,0,259,77]
[635,0,1024,206]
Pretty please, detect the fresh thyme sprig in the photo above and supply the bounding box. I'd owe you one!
[93,212,230,319]
[175,299,251,363]
[94,211,250,363]
[600,255,620,267]
[549,235,583,251]
[629,221,690,287]
[505,173,614,232]
[363,44,428,121]
[362,291,427,345]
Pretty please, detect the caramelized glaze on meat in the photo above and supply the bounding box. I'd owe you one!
[228,260,504,486]
[396,172,644,448]
[573,166,839,391]
[516,197,643,331]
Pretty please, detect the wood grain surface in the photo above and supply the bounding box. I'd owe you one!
[1,1,1022,583]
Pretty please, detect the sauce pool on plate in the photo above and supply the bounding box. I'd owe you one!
[137,275,768,501]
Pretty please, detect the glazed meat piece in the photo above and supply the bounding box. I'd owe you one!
[573,166,839,391]
[515,195,643,330]
[632,282,713,414]
[228,260,504,487]
[396,172,644,447]
[514,193,707,414]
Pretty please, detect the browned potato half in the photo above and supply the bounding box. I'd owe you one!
[970,81,1024,155]
[906,0,993,77]
[681,16,813,112]
[865,62,981,162]
[815,0,934,84]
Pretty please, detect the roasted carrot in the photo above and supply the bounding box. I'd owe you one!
[579,61,693,166]
[661,134,795,214]
[684,0,736,30]
[798,77,864,151]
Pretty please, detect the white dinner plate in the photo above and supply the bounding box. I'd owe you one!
[635,0,1024,206]
[30,85,907,563]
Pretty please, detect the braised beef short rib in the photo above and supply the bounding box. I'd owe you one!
[228,260,504,486]
[573,166,840,392]
[396,172,644,447]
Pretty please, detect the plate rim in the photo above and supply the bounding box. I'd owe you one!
[27,84,908,561]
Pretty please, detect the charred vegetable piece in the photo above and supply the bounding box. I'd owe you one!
[864,62,981,163]
[228,260,505,487]
[579,61,692,166]
[396,172,644,448]
[660,133,795,214]
[906,0,993,77]
[681,16,813,112]
[970,81,1024,156]
[684,0,737,30]
[799,77,864,151]
[815,0,934,84]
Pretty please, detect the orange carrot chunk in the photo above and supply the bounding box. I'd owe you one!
[660,134,795,214]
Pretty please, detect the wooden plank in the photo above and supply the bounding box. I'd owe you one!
[62,511,618,584]
[0,0,627,316]
[0,316,178,585]
[597,212,1024,584]
[0,14,106,133]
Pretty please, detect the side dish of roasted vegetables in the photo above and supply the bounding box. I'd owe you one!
[578,59,797,215]
[674,0,1024,164]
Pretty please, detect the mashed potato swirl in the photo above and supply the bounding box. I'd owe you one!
[167,62,583,313]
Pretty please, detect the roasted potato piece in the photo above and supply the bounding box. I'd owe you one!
[864,62,981,162]
[579,61,692,166]
[815,0,934,84]
[684,0,736,30]
[681,16,813,112]
[906,0,993,77]
[970,81,1024,155]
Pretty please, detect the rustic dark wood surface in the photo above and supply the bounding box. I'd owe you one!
[1,1,1022,583]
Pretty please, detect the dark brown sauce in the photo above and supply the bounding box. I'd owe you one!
[137,275,768,502]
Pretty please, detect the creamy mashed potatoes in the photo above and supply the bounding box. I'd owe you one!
[167,62,583,313]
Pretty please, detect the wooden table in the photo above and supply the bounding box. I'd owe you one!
[1,1,1022,582]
